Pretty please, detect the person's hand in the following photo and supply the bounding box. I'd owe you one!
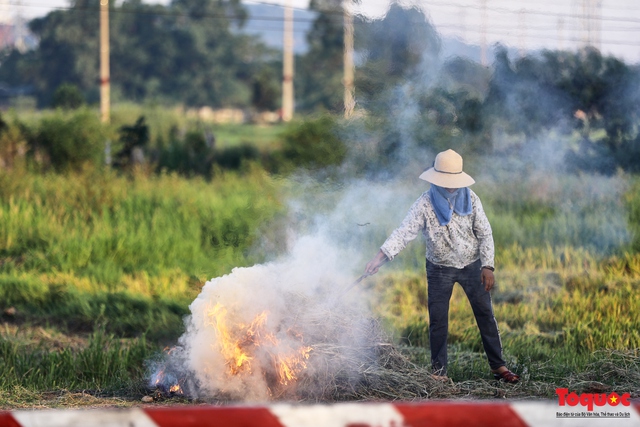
[481,268,495,292]
[364,250,388,277]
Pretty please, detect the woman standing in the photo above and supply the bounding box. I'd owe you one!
[365,149,519,383]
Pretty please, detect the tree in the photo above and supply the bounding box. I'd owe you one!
[51,83,85,110]
[251,64,281,111]
[296,0,345,112]
[484,46,640,172]
[484,46,572,138]
[354,3,440,111]
[0,0,274,108]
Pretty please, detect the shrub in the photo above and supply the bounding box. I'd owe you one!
[0,116,27,171]
[51,83,85,110]
[280,115,347,170]
[36,110,106,172]
[113,116,149,169]
[215,143,260,170]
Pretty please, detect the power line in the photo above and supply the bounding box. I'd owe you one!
[241,0,317,15]
[7,1,321,24]
[11,0,640,25]
[436,19,640,32]
[10,0,322,21]
[8,0,640,48]
[18,0,640,23]
[510,0,640,13]
[435,23,640,47]
[418,0,640,24]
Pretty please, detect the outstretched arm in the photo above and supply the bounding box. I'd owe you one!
[364,193,428,277]
[364,250,389,277]
[379,194,428,261]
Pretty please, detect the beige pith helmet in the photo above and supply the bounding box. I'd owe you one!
[419,149,475,188]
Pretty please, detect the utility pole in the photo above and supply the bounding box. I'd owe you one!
[574,0,602,50]
[480,0,487,66]
[590,0,602,51]
[0,1,7,49]
[459,6,467,42]
[343,0,355,118]
[518,9,526,58]
[557,17,565,51]
[14,0,25,52]
[100,0,110,124]
[281,0,294,122]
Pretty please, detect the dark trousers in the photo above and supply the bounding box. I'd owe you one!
[426,259,505,375]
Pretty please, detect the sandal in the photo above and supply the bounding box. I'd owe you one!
[493,369,520,384]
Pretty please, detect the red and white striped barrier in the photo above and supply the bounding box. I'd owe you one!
[1,401,639,427]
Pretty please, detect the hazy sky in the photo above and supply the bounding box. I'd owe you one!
[8,0,640,64]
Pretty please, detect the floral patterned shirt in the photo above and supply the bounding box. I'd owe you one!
[380,189,495,269]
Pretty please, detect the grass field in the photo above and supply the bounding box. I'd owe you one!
[108,103,286,151]
[0,120,639,407]
[0,167,284,343]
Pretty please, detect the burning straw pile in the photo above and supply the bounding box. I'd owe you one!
[150,236,453,402]
[291,316,453,402]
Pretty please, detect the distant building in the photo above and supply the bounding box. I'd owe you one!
[0,23,13,50]
[0,1,37,53]
[0,10,36,106]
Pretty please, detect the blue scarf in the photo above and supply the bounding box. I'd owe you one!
[429,185,472,226]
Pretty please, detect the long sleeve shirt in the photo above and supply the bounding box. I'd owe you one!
[380,189,495,269]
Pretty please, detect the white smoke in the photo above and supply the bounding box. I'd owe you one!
[150,169,434,402]
[157,231,378,401]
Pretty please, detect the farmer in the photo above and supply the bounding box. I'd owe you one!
[364,149,519,383]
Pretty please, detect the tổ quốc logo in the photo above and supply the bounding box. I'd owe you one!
[556,388,633,419]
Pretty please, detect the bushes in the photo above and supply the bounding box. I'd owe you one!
[113,116,149,169]
[35,109,107,172]
[7,109,347,177]
[0,109,109,173]
[279,115,347,171]
[215,143,260,170]
[157,129,263,177]
[51,83,85,110]
[0,121,28,171]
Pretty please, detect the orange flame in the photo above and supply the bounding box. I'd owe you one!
[153,369,164,386]
[206,302,313,386]
[276,346,312,385]
[152,366,183,394]
[207,303,254,374]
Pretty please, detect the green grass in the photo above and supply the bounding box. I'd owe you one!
[0,328,150,393]
[370,245,640,386]
[109,103,285,151]
[211,123,286,150]
[359,176,640,391]
[0,167,284,340]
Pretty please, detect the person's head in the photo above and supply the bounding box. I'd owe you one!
[419,149,475,188]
